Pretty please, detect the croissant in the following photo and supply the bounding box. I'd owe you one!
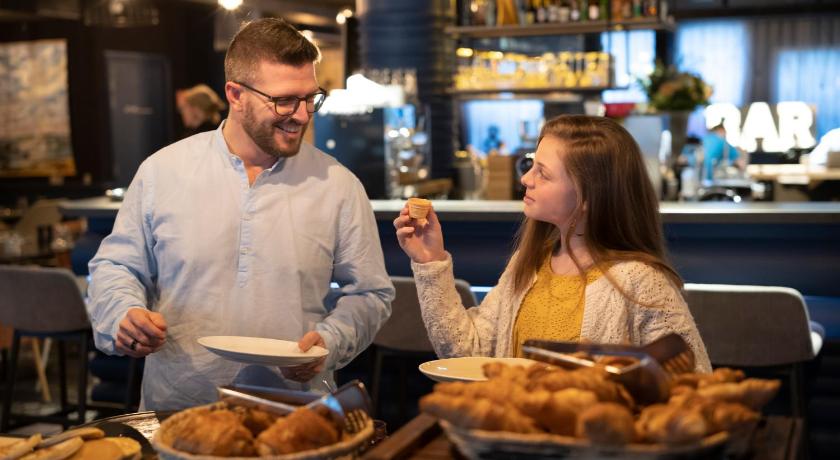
[576,402,636,445]
[671,367,746,390]
[709,402,760,432]
[514,388,598,436]
[232,406,279,437]
[636,404,708,445]
[168,409,255,456]
[419,393,540,434]
[697,378,781,410]
[482,362,530,386]
[434,379,523,405]
[528,367,635,408]
[255,407,339,456]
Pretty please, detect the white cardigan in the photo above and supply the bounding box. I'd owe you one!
[411,253,712,373]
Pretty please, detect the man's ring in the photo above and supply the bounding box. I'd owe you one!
[130,339,138,351]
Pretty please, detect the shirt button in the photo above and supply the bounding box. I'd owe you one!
[242,213,252,221]
[240,247,250,255]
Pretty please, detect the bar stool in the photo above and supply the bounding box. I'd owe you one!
[0,265,92,431]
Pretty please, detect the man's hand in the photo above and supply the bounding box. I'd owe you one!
[116,308,167,358]
[280,331,326,383]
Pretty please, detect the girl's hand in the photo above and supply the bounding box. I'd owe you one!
[393,205,447,264]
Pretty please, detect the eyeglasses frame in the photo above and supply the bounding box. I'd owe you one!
[234,81,327,116]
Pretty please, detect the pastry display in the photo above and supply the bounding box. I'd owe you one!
[153,400,370,458]
[421,361,779,449]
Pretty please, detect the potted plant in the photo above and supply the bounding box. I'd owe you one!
[639,61,713,180]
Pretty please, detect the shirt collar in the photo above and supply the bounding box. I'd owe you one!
[214,119,284,172]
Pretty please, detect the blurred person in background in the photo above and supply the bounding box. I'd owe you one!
[701,123,743,182]
[176,84,226,138]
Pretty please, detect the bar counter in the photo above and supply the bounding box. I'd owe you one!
[61,198,840,300]
[61,197,840,224]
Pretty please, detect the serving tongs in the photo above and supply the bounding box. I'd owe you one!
[522,333,695,405]
[217,380,373,433]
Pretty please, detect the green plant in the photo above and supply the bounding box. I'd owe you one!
[640,61,712,111]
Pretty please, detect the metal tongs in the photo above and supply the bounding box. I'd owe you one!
[522,333,695,405]
[217,380,373,433]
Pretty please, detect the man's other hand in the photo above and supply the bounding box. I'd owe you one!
[116,307,167,358]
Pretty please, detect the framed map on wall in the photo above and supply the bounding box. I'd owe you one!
[0,39,76,177]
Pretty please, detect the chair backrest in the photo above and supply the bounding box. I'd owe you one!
[0,265,90,333]
[683,283,815,367]
[374,276,477,352]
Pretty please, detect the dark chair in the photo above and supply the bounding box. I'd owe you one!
[371,276,477,420]
[0,265,91,431]
[683,283,824,417]
[89,352,143,414]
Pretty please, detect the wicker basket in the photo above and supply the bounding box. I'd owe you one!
[440,420,730,460]
[152,403,374,460]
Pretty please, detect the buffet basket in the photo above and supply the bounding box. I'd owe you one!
[152,403,374,460]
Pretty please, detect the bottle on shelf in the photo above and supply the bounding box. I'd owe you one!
[569,0,581,21]
[525,0,536,24]
[632,0,642,18]
[645,0,658,17]
[548,0,560,23]
[558,0,571,22]
[588,0,599,21]
[535,0,547,23]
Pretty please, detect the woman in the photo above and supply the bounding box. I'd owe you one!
[394,115,711,372]
[176,84,226,138]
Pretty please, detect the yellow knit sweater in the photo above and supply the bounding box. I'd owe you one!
[512,257,603,358]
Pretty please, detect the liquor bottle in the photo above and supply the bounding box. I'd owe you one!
[645,0,657,16]
[632,0,642,18]
[548,0,560,23]
[600,0,609,20]
[622,0,632,19]
[570,0,581,21]
[611,0,624,20]
[525,0,536,24]
[588,0,599,20]
[535,0,547,23]
[559,0,571,22]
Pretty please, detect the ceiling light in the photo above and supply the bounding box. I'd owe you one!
[336,7,353,24]
[219,0,243,10]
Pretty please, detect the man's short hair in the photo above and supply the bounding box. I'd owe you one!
[224,18,321,84]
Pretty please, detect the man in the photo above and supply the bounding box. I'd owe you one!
[87,18,394,410]
[701,123,742,182]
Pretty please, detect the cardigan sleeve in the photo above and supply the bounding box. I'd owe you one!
[625,263,713,373]
[411,252,516,358]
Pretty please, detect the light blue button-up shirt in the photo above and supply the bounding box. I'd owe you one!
[87,123,393,410]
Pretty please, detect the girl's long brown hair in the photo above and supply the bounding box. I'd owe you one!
[511,115,681,299]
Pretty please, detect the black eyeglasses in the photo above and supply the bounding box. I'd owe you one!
[235,81,327,116]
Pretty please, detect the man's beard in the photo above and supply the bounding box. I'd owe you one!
[242,104,307,158]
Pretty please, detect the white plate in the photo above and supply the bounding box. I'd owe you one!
[419,357,539,383]
[197,336,328,367]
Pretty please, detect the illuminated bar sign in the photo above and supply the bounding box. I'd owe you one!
[704,102,817,153]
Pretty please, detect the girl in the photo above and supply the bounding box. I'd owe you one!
[394,115,711,372]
